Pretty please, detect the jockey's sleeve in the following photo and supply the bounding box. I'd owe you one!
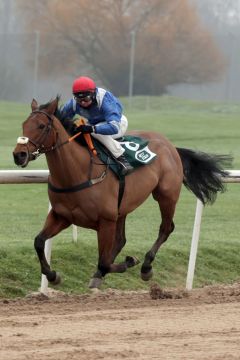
[94,92,122,135]
[94,121,120,135]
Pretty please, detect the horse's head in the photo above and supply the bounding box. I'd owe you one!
[13,97,59,167]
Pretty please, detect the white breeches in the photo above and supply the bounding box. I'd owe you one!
[90,115,128,158]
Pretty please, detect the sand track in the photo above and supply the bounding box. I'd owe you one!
[0,282,240,360]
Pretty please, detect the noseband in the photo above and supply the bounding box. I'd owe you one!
[17,110,58,158]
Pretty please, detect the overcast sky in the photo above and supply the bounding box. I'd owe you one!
[193,0,240,27]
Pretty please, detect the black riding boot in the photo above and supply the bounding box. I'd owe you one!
[117,155,134,175]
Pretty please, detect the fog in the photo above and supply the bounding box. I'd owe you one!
[1,0,240,103]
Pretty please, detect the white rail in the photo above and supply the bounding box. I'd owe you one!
[0,169,49,183]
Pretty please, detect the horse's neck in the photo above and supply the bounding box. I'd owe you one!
[46,120,89,186]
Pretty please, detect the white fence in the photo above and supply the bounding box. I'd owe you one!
[1,169,240,294]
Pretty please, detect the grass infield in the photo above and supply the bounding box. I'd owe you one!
[0,96,239,298]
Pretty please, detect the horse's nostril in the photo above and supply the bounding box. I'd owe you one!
[19,151,27,159]
[13,151,28,165]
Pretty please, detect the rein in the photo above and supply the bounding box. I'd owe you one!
[17,109,108,193]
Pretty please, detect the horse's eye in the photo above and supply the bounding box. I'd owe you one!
[39,124,45,129]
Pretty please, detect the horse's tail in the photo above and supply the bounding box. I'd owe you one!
[176,147,233,205]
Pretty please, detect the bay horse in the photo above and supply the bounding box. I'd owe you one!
[13,97,231,289]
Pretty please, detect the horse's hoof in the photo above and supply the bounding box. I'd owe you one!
[141,269,153,281]
[126,256,140,268]
[49,272,61,285]
[88,277,103,289]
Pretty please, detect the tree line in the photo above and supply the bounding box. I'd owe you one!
[8,0,226,97]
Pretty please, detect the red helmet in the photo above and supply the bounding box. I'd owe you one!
[72,76,96,94]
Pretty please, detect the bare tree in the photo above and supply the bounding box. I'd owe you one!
[15,0,225,95]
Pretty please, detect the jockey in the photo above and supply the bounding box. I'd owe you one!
[61,76,133,175]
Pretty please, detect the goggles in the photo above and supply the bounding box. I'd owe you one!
[73,92,93,103]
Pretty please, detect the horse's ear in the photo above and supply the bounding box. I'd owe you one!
[47,97,59,115]
[31,98,38,111]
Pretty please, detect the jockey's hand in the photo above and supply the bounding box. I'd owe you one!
[75,124,94,134]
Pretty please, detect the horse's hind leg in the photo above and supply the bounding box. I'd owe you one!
[34,209,70,285]
[141,193,177,281]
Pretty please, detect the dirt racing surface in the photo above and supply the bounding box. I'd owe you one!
[0,282,240,360]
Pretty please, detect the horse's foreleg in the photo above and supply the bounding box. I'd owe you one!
[89,218,139,289]
[111,216,126,261]
[34,209,70,284]
[141,196,176,281]
[89,219,116,288]
[111,216,140,271]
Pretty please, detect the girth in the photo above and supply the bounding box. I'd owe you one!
[48,169,107,193]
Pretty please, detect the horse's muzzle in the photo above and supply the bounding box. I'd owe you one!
[13,150,29,168]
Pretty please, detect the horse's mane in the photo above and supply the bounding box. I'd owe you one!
[39,95,73,133]
[39,95,63,119]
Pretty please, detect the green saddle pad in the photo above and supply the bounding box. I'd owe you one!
[92,135,157,178]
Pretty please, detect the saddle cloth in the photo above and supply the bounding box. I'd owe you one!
[92,135,157,179]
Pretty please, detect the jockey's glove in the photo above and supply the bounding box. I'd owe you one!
[75,124,95,134]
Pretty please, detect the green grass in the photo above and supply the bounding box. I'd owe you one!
[0,95,240,298]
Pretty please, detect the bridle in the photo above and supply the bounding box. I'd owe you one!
[17,110,64,158]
